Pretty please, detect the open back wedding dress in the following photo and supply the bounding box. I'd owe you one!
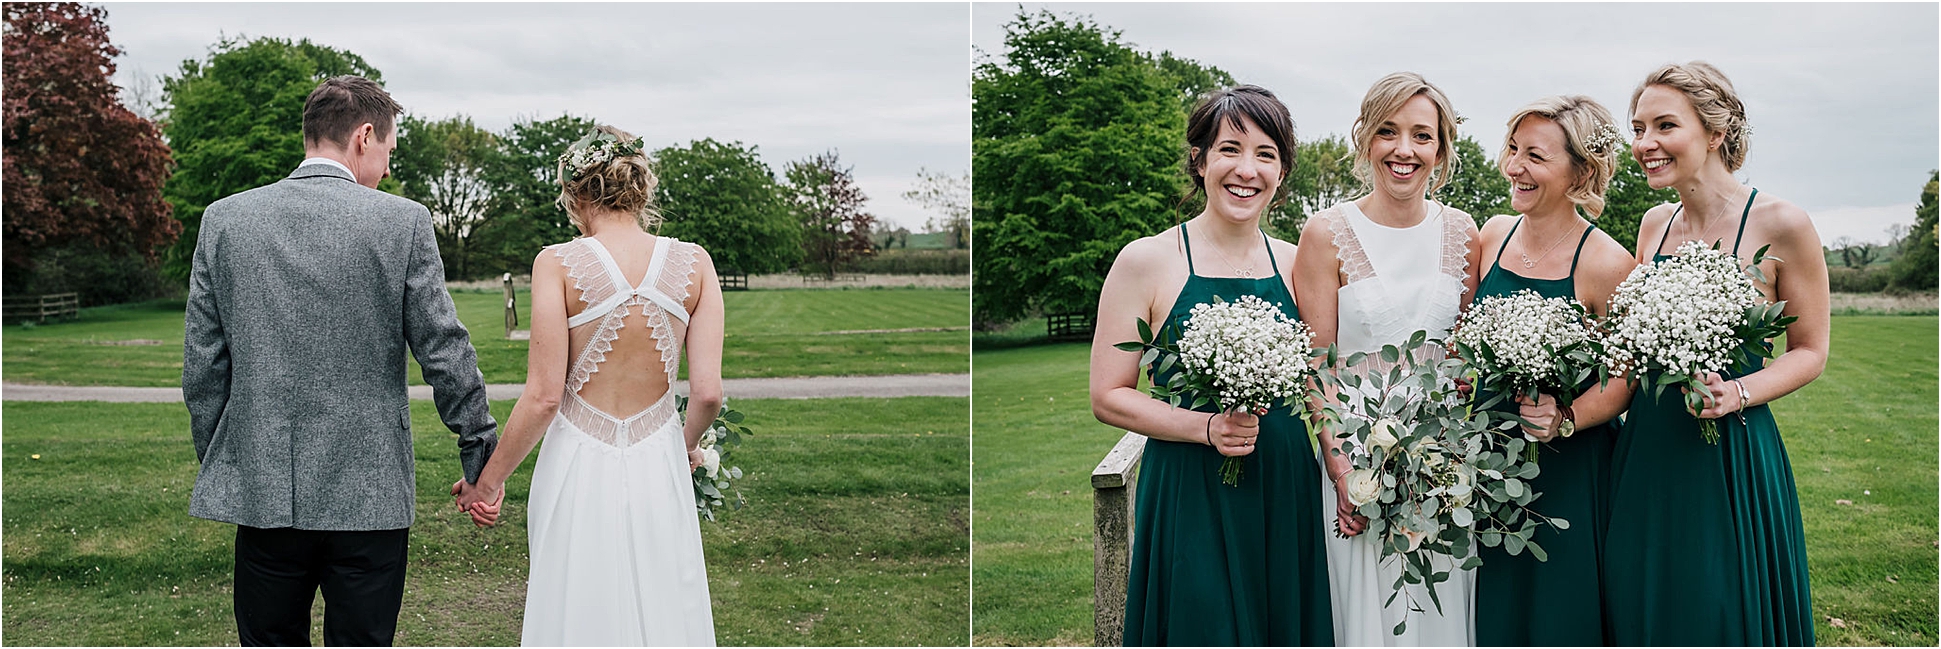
[521,235,715,646]
[1314,201,1476,647]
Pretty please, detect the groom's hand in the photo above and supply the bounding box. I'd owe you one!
[452,479,503,527]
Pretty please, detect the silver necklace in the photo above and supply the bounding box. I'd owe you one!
[1197,224,1258,278]
[1518,220,1579,270]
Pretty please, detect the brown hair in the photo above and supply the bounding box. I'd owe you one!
[1629,61,1750,172]
[556,125,661,233]
[1350,72,1461,195]
[1183,84,1298,210]
[1499,95,1621,219]
[301,76,402,148]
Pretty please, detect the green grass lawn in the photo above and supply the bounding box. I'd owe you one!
[970,316,1938,646]
[2,396,969,646]
[1,287,967,387]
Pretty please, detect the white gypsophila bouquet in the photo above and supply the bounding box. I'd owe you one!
[1320,330,1564,635]
[1118,294,1317,486]
[1600,240,1795,443]
[678,396,751,521]
[1449,290,1609,458]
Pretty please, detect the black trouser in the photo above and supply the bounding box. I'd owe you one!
[233,525,410,647]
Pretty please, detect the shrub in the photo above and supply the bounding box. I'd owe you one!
[847,249,967,275]
[1828,267,1892,294]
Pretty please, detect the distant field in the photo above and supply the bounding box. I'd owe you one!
[1,288,967,386]
[970,316,1938,646]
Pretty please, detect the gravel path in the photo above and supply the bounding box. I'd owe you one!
[2,373,968,403]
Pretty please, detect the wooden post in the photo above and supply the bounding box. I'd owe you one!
[1092,431,1147,647]
[502,273,518,338]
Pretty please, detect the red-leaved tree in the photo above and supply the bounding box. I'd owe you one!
[3,3,176,281]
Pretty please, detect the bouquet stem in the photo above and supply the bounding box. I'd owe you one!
[1220,456,1244,487]
[1698,419,1720,445]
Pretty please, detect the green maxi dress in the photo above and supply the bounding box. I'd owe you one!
[1472,219,1617,647]
[1123,225,1334,646]
[1604,189,1815,646]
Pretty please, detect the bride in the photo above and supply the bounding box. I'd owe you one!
[1291,72,1483,646]
[459,126,724,646]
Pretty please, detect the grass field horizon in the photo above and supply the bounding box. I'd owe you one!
[2,287,968,387]
[3,396,969,646]
[971,316,1938,646]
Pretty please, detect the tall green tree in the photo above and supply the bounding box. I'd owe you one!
[654,138,799,274]
[2,3,177,297]
[785,150,876,279]
[1889,170,1938,291]
[158,36,383,280]
[391,114,497,279]
[973,8,1227,326]
[1438,135,1511,228]
[469,113,599,275]
[1600,152,1675,255]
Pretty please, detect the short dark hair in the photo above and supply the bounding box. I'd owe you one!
[1184,85,1297,209]
[301,76,402,148]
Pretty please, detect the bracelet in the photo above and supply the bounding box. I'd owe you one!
[1732,379,1752,424]
[1206,412,1216,447]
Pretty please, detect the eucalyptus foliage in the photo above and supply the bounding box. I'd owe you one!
[678,395,753,522]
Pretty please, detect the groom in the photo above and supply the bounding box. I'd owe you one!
[183,75,501,646]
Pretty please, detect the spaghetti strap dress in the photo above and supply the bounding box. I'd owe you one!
[1123,224,1335,646]
[1603,188,1815,646]
[1471,219,1616,646]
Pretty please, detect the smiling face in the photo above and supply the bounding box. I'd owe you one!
[1630,84,1725,190]
[1364,94,1443,202]
[1193,113,1282,224]
[1502,115,1580,217]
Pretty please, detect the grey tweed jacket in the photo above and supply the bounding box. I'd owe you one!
[184,163,499,531]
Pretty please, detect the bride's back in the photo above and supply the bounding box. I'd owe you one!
[550,231,700,446]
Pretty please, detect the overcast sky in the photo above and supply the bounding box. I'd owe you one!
[975,2,1940,246]
[103,2,970,230]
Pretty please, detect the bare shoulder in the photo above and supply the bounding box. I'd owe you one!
[1751,194,1820,244]
[1267,233,1299,272]
[1581,228,1639,283]
[1295,206,1343,256]
[1479,213,1520,241]
[1636,202,1679,233]
[1113,228,1183,272]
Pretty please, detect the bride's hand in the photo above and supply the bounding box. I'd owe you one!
[1328,470,1368,537]
[1514,394,1562,442]
[1208,410,1259,457]
[687,447,706,472]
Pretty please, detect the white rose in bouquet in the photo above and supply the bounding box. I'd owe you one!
[702,447,722,479]
[1343,468,1383,507]
[1368,417,1402,452]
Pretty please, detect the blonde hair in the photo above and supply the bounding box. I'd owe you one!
[1629,61,1750,172]
[1350,72,1462,195]
[1499,95,1621,219]
[556,125,662,234]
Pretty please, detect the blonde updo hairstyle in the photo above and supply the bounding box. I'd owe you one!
[1498,95,1621,219]
[556,125,662,234]
[1350,72,1463,195]
[1629,61,1750,172]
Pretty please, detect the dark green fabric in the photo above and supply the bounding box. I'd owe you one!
[1123,226,1333,646]
[1471,218,1615,646]
[1603,189,1814,646]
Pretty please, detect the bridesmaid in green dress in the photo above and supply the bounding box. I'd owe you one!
[1605,61,1830,646]
[1468,96,1638,646]
[1090,85,1333,646]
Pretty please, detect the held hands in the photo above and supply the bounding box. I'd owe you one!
[1207,410,1260,458]
[1327,463,1369,537]
[451,479,504,528]
[1514,393,1565,442]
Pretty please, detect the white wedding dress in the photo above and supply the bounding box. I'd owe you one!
[1315,200,1477,647]
[521,236,715,646]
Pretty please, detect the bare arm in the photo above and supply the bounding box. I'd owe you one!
[1696,202,1829,418]
[1522,237,1639,436]
[1291,214,1348,478]
[1089,239,1256,450]
[681,248,726,456]
[472,252,571,501]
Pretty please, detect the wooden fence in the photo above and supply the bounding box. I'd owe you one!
[720,269,749,291]
[1091,431,1148,647]
[3,292,79,324]
[1048,311,1096,342]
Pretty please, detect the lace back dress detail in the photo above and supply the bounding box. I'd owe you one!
[547,236,699,449]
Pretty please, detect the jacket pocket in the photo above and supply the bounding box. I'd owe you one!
[398,404,412,431]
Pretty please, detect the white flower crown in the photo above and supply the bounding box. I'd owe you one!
[559,130,646,181]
